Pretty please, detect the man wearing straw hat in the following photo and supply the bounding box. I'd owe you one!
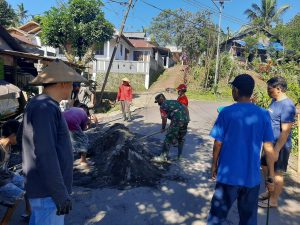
[116,77,133,121]
[21,59,87,225]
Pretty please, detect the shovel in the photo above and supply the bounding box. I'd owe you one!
[137,131,162,141]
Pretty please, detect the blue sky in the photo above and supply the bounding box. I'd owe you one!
[8,0,300,33]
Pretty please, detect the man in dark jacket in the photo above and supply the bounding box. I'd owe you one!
[22,60,87,225]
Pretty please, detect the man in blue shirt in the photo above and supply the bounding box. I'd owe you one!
[259,76,296,208]
[207,74,275,225]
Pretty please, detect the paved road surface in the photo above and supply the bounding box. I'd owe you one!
[3,100,300,225]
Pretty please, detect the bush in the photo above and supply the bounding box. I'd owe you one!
[291,124,298,156]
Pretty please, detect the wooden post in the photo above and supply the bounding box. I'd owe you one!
[298,114,300,174]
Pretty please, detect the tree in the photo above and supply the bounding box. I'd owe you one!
[244,0,290,30]
[16,3,29,25]
[243,36,258,66]
[41,0,114,66]
[273,14,300,55]
[0,0,16,28]
[149,9,215,62]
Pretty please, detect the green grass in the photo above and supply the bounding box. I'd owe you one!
[187,90,232,102]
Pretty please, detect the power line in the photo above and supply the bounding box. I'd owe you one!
[186,0,246,25]
[141,0,220,34]
[210,0,219,10]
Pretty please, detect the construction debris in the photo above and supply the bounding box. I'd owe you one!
[73,123,166,188]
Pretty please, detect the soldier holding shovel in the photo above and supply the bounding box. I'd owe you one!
[154,93,189,161]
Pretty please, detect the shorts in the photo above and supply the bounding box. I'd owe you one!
[0,174,25,204]
[164,122,188,145]
[70,130,89,154]
[261,147,291,172]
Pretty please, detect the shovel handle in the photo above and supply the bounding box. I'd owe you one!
[138,131,161,140]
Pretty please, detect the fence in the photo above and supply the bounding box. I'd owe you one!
[92,59,150,74]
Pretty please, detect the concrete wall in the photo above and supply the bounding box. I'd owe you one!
[96,72,146,92]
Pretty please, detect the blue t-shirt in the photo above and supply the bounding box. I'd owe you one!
[210,103,274,187]
[268,98,295,150]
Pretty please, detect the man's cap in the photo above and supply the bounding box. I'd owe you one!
[30,59,87,85]
[122,77,130,82]
[176,84,187,91]
[229,74,255,93]
[154,93,166,103]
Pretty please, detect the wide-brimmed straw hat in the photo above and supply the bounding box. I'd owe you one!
[122,77,130,83]
[30,59,87,85]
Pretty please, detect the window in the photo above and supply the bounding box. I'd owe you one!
[120,44,123,56]
[133,51,143,61]
[125,48,130,60]
[95,43,104,55]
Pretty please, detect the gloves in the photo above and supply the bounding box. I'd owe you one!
[56,199,72,215]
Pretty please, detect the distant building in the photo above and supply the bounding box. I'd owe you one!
[8,21,56,57]
[221,28,284,62]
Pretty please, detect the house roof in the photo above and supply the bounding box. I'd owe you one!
[128,39,157,48]
[222,28,281,47]
[28,26,42,35]
[7,27,28,36]
[18,21,40,31]
[123,32,146,39]
[10,33,39,47]
[0,49,84,68]
[0,25,26,52]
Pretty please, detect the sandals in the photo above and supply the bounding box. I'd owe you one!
[258,192,269,201]
[258,200,278,208]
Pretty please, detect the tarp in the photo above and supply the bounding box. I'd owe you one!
[233,39,284,51]
[270,42,284,51]
[233,40,246,46]
[0,80,21,100]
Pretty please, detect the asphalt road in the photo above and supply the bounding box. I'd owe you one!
[2,100,300,225]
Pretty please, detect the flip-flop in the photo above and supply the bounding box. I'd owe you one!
[259,192,269,201]
[258,200,278,208]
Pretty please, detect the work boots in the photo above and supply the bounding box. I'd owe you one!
[153,143,170,162]
[177,141,184,160]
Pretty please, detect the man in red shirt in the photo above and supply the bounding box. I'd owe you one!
[117,77,133,121]
[177,84,188,106]
[177,84,190,121]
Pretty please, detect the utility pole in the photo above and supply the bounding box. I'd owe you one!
[99,0,133,103]
[213,0,224,94]
[212,0,231,94]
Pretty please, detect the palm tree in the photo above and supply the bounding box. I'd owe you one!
[16,3,28,25]
[244,0,290,30]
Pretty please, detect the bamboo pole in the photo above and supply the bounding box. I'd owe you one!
[298,114,300,174]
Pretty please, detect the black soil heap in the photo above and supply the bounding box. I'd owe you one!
[73,123,165,188]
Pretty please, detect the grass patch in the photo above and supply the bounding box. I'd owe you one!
[187,90,232,102]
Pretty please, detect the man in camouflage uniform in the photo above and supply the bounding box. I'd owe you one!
[154,93,189,161]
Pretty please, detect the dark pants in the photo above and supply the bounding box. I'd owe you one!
[207,182,260,225]
[162,122,188,158]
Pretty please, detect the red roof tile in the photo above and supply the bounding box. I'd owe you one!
[128,39,156,48]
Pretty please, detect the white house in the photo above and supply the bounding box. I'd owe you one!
[8,21,175,89]
[91,31,175,89]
